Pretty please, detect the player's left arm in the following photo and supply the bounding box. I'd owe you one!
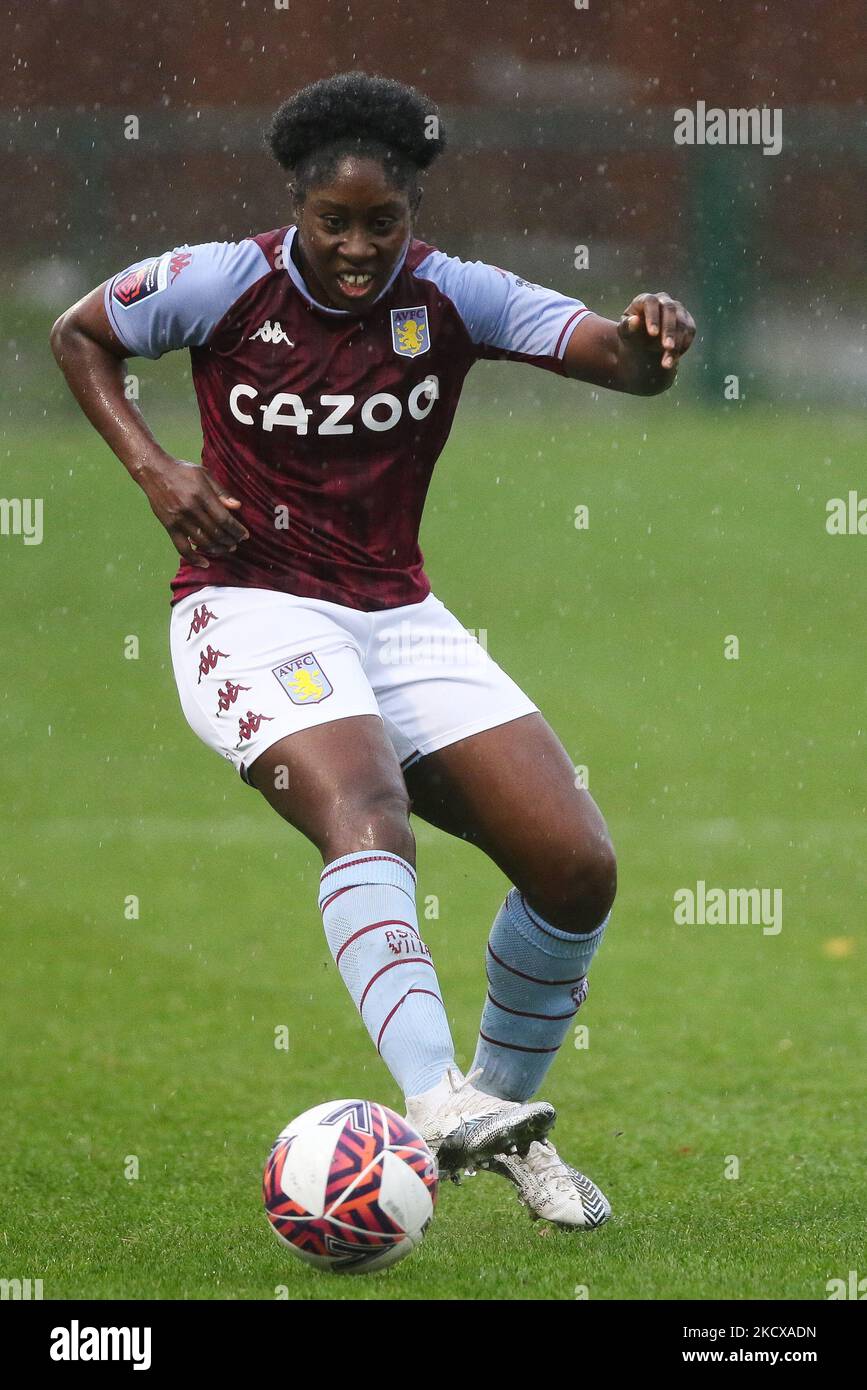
[562,293,696,395]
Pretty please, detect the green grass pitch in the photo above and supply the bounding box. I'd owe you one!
[2,374,864,1300]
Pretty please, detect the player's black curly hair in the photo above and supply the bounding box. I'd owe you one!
[266,71,446,205]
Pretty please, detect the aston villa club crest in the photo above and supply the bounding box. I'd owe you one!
[272,652,333,705]
[390,306,430,358]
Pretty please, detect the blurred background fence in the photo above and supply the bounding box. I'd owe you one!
[3,0,865,408]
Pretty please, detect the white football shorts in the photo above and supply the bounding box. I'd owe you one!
[169,585,538,782]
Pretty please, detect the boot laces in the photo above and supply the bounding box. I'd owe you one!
[519,1140,578,1198]
[444,1067,504,1119]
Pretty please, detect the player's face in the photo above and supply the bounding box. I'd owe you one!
[295,156,414,313]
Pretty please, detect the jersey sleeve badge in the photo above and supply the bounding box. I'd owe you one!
[112,254,170,308]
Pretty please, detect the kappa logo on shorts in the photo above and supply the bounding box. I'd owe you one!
[186,603,217,640]
[196,644,229,684]
[215,679,251,716]
[272,652,333,705]
[235,710,274,747]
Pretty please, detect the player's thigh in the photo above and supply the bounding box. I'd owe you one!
[368,591,537,773]
[367,592,614,919]
[404,711,616,926]
[170,585,412,856]
[247,716,413,861]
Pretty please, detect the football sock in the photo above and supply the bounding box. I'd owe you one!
[318,851,455,1099]
[471,888,610,1103]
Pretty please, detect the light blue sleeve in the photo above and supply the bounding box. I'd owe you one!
[103,239,270,359]
[414,248,591,361]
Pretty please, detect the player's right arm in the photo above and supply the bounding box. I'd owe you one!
[50,276,249,570]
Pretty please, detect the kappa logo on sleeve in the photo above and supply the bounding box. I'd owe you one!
[169,250,192,281]
[272,652,333,704]
[112,253,170,308]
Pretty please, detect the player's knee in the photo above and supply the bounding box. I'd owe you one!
[325,782,414,862]
[527,834,617,934]
[563,834,617,931]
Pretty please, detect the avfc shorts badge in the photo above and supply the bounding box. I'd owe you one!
[391,305,430,358]
[272,652,333,705]
[112,254,170,308]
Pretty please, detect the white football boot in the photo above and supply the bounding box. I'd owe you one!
[487,1138,611,1229]
[406,1066,555,1179]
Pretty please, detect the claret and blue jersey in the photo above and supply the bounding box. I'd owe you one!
[105,226,590,610]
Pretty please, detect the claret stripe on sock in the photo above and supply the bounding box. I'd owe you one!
[319,853,417,884]
[318,849,455,1097]
[335,919,419,967]
[322,880,416,910]
[471,890,609,1101]
[359,957,436,1015]
[478,1030,560,1055]
[487,942,585,986]
[319,884,356,911]
[486,988,581,1021]
[377,987,445,1053]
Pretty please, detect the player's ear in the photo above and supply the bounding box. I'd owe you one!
[410,185,423,218]
[287,181,302,221]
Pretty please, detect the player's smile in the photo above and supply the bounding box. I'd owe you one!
[293,155,416,313]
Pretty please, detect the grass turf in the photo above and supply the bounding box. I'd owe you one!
[2,373,864,1299]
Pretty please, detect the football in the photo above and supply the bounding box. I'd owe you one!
[263,1099,438,1273]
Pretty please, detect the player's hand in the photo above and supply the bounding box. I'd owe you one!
[618,293,696,370]
[141,454,250,570]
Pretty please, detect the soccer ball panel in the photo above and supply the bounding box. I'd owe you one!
[378,1148,435,1231]
[263,1099,437,1274]
[277,1123,341,1218]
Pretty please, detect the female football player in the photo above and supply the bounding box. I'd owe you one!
[51,71,695,1230]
